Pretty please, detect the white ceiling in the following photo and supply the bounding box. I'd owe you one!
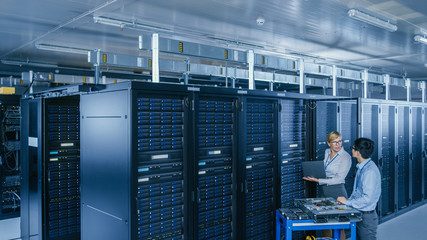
[1,0,427,79]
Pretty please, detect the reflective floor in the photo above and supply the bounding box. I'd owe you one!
[1,203,427,240]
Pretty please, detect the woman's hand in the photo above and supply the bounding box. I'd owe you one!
[303,176,319,183]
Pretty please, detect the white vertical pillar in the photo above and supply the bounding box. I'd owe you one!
[29,70,33,93]
[384,74,390,100]
[332,65,337,96]
[406,78,411,102]
[363,69,368,99]
[421,81,426,103]
[152,33,159,83]
[299,58,305,94]
[247,50,254,90]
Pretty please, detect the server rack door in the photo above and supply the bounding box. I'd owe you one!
[20,99,43,240]
[43,97,81,240]
[80,91,131,240]
[279,99,305,208]
[339,101,358,197]
[411,106,423,203]
[134,93,186,240]
[380,105,396,216]
[193,96,236,240]
[242,98,277,240]
[397,106,410,209]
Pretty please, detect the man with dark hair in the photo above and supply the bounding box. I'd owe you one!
[337,138,381,240]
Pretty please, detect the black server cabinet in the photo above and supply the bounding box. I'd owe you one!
[241,98,278,240]
[80,83,189,240]
[192,95,237,240]
[279,99,305,207]
[380,104,396,217]
[21,96,81,240]
[338,101,358,196]
[411,106,423,203]
[397,105,410,209]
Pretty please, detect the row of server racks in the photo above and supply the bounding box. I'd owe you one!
[360,99,427,222]
[19,81,426,239]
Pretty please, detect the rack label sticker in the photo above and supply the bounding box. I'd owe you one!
[188,87,200,91]
[198,162,206,166]
[50,158,59,162]
[208,150,221,155]
[152,154,168,160]
[344,140,350,143]
[289,144,298,148]
[138,178,149,182]
[246,157,252,161]
[198,171,206,175]
[138,168,149,172]
[254,147,264,151]
[237,90,247,94]
[246,165,252,169]
[28,137,38,147]
[277,93,286,97]
[61,142,74,147]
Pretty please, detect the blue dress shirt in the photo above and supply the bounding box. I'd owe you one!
[345,158,381,211]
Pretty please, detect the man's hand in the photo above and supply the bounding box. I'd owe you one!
[303,176,319,183]
[337,197,347,204]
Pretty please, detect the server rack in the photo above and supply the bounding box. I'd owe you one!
[21,95,81,240]
[397,105,410,210]
[0,95,21,220]
[380,104,397,217]
[279,99,306,208]
[411,105,423,204]
[311,98,358,197]
[241,97,278,240]
[192,95,237,240]
[80,82,190,240]
[338,101,358,195]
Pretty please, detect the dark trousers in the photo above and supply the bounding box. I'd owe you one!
[356,211,378,240]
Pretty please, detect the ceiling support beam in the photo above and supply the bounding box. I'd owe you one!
[406,78,411,102]
[299,59,305,94]
[384,74,390,100]
[332,65,337,96]
[363,69,368,98]
[152,33,159,83]
[247,50,254,90]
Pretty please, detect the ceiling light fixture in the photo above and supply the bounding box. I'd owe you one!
[35,43,90,55]
[348,9,397,32]
[414,35,427,45]
[93,16,172,32]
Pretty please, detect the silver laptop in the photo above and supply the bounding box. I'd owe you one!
[302,161,327,178]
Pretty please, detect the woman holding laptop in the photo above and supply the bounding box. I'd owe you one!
[303,131,352,239]
[303,131,352,198]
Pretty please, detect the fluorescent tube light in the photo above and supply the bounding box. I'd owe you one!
[36,44,90,55]
[414,35,427,45]
[348,9,397,32]
[93,16,172,32]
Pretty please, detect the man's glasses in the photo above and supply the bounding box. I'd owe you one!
[351,146,358,151]
[330,140,343,145]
